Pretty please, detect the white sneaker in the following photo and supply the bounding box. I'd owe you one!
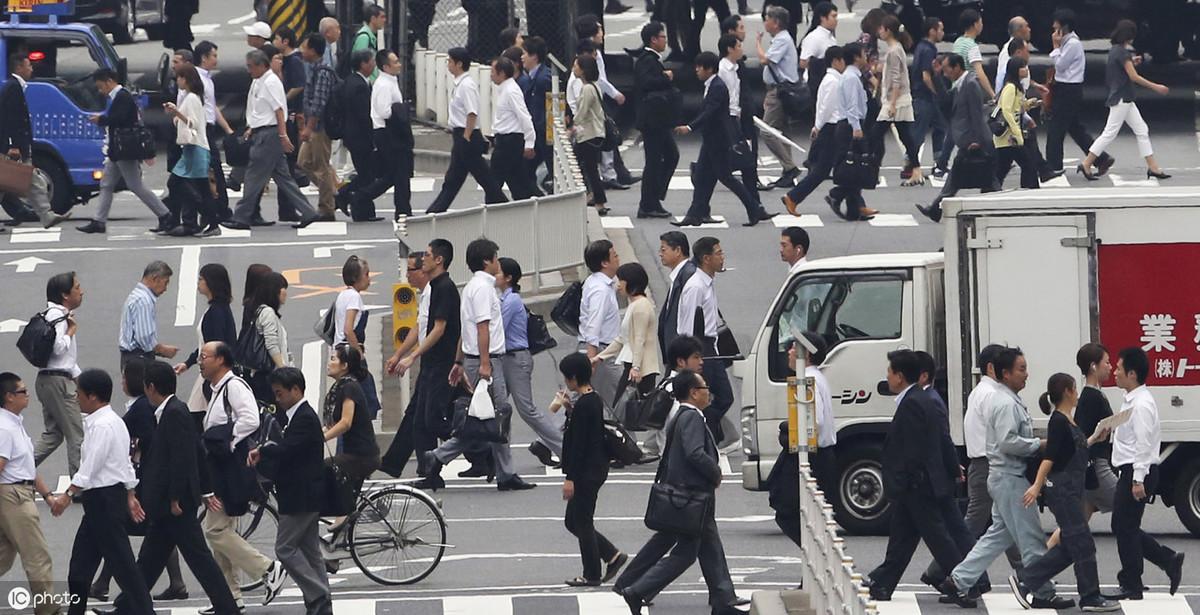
[198,600,245,615]
[261,561,289,606]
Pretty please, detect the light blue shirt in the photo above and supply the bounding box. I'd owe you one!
[499,288,529,352]
[839,65,868,131]
[985,384,1041,477]
[118,282,158,353]
[763,30,799,85]
[1049,32,1085,84]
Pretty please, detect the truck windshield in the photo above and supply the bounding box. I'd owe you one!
[10,30,110,111]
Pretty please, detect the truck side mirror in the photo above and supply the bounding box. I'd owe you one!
[876,380,896,396]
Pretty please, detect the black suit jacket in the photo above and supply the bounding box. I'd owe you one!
[259,402,325,515]
[658,260,697,360]
[140,396,205,520]
[0,78,32,159]
[881,387,958,500]
[343,73,374,150]
[186,302,238,367]
[689,77,736,159]
[634,49,679,130]
[96,87,139,143]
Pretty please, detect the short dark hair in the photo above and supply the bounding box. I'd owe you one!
[492,56,516,79]
[575,39,597,56]
[692,236,720,264]
[465,238,499,272]
[77,368,114,403]
[523,36,547,62]
[660,231,689,256]
[720,14,741,35]
[194,40,217,62]
[499,257,523,293]
[824,45,842,64]
[1052,8,1076,32]
[584,239,614,273]
[364,3,385,20]
[558,352,593,386]
[958,8,982,33]
[342,254,368,286]
[1076,343,1108,377]
[428,239,454,269]
[269,366,306,392]
[1117,347,1149,384]
[842,42,864,64]
[304,32,328,55]
[641,21,665,47]
[668,335,704,368]
[887,349,921,384]
[574,14,601,40]
[672,369,704,402]
[8,52,28,70]
[253,272,289,314]
[499,26,521,49]
[333,344,369,381]
[448,47,472,70]
[352,49,374,72]
[46,271,76,304]
[694,51,719,72]
[1111,19,1137,45]
[781,227,810,253]
[575,54,599,82]
[616,263,649,296]
[718,33,740,58]
[122,356,146,397]
[1006,37,1026,57]
[993,347,1025,380]
[274,25,298,48]
[210,341,236,368]
[375,49,393,72]
[199,263,232,304]
[944,53,965,71]
[143,360,177,397]
[0,372,21,400]
[978,343,1007,375]
[923,17,942,38]
[915,350,936,381]
[93,67,120,83]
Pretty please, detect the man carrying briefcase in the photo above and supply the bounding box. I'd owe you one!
[0,53,67,231]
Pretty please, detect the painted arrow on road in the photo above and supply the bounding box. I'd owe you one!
[312,244,373,258]
[0,319,27,333]
[5,256,52,273]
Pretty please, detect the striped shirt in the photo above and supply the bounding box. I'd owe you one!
[118,282,158,353]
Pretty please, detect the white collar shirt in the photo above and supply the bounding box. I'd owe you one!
[814,68,843,127]
[204,371,260,450]
[196,66,218,124]
[460,270,506,356]
[0,408,36,483]
[43,302,80,377]
[964,375,998,458]
[799,25,837,83]
[285,400,304,424]
[807,365,836,447]
[154,394,174,423]
[595,51,619,99]
[1050,32,1085,83]
[246,70,287,128]
[788,257,808,276]
[579,271,620,347]
[895,383,915,407]
[71,405,137,491]
[677,269,719,339]
[566,73,582,114]
[417,286,431,344]
[718,58,740,117]
[108,84,124,101]
[448,72,479,129]
[1112,385,1161,482]
[370,71,404,129]
[11,74,26,90]
[492,78,535,148]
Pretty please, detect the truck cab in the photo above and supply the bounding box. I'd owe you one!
[0,3,142,213]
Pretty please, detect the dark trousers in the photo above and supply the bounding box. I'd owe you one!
[776,513,801,547]
[931,148,1000,211]
[684,151,760,222]
[170,173,218,230]
[1045,82,1108,171]
[617,502,736,607]
[912,97,948,168]
[639,127,678,213]
[995,145,1039,189]
[340,141,376,211]
[685,0,730,59]
[700,347,733,444]
[1019,475,1101,602]
[67,486,153,615]
[1113,465,1175,590]
[426,129,507,213]
[491,133,538,201]
[207,125,230,219]
[922,495,988,587]
[785,124,836,205]
[736,114,760,193]
[870,120,921,168]
[412,361,455,473]
[116,511,240,614]
[565,479,619,581]
[828,122,867,219]
[575,140,607,205]
[653,0,688,55]
[867,492,964,593]
[380,394,417,477]
[353,129,413,218]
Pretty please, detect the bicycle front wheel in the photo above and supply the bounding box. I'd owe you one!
[348,486,447,585]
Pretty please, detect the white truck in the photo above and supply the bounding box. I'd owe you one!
[738,186,1200,536]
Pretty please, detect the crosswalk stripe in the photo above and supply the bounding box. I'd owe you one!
[868,214,919,227]
[600,216,635,229]
[772,214,824,228]
[1108,173,1159,188]
[297,221,348,236]
[1120,594,1194,615]
[668,176,693,191]
[875,590,920,615]
[981,589,1032,615]
[332,599,378,614]
[10,228,59,243]
[1041,174,1071,188]
[444,595,510,615]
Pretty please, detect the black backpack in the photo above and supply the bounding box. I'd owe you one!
[16,309,68,368]
[322,73,347,140]
[550,281,583,337]
[526,309,557,355]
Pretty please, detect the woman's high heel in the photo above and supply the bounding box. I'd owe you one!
[1147,169,1171,180]
[1075,164,1099,181]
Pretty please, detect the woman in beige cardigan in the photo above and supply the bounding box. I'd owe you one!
[571,54,610,215]
[594,263,662,406]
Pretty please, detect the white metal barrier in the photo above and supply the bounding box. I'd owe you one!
[412,47,495,136]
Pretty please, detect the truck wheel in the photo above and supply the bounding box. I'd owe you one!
[1173,458,1200,537]
[831,444,891,535]
[113,0,136,45]
[33,155,72,215]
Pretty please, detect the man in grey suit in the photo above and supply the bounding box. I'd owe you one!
[615,371,747,615]
[917,53,999,223]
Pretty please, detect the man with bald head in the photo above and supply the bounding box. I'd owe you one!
[318,17,341,69]
[995,17,1029,92]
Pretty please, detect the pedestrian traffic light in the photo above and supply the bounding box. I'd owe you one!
[392,283,418,349]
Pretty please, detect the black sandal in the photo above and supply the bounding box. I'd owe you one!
[565,576,601,587]
[603,552,629,583]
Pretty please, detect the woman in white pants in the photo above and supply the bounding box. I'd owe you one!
[1078,20,1170,180]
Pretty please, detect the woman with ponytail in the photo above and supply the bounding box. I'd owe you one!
[1007,373,1119,612]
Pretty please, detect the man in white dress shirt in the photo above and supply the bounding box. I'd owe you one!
[1045,8,1113,174]
[780,227,809,274]
[579,239,623,410]
[33,272,85,476]
[1107,347,1184,599]
[676,237,735,447]
[488,56,537,201]
[353,49,412,218]
[782,45,844,216]
[195,41,235,216]
[426,48,506,214]
[51,368,154,614]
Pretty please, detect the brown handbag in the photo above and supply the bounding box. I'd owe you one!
[0,156,33,196]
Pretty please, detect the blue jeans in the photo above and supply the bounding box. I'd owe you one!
[951,472,1055,599]
[912,97,948,170]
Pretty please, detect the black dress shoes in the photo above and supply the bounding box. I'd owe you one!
[636,209,671,219]
[602,179,629,190]
[1102,587,1143,601]
[915,203,943,223]
[742,209,777,227]
[249,217,276,227]
[529,441,559,467]
[221,220,251,230]
[619,588,644,615]
[76,221,107,234]
[1167,552,1185,594]
[293,216,320,229]
[497,475,537,491]
[671,217,701,227]
[153,586,189,601]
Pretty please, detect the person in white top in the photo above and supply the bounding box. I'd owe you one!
[781,45,845,216]
[33,272,86,476]
[1108,346,1184,599]
[488,56,538,201]
[357,49,413,218]
[224,49,318,229]
[0,372,58,615]
[194,41,235,215]
[579,239,623,408]
[49,368,155,614]
[676,237,736,448]
[163,65,219,237]
[994,17,1030,94]
[799,3,839,87]
[1044,9,1113,174]
[426,48,506,214]
[574,16,638,188]
[333,254,381,419]
[424,239,537,492]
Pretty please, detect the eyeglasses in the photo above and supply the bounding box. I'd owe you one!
[11,389,28,396]
[696,386,709,390]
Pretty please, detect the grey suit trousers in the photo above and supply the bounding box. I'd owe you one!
[500,349,563,456]
[432,356,516,483]
[33,372,83,476]
[618,504,736,607]
[275,512,332,615]
[231,128,316,224]
[94,159,169,222]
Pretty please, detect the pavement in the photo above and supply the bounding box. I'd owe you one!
[2,1,1200,615]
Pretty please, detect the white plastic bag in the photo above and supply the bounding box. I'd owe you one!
[468,378,495,420]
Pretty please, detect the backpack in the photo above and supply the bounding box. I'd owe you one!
[550,281,583,337]
[526,308,557,355]
[323,76,347,140]
[16,309,68,368]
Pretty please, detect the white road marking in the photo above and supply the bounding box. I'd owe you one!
[1041,174,1071,188]
[443,595,509,615]
[1108,174,1159,188]
[297,221,348,236]
[227,11,257,25]
[772,214,824,228]
[0,237,396,256]
[332,599,377,615]
[600,216,634,229]
[412,176,436,192]
[302,341,324,409]
[981,590,1034,615]
[4,256,52,272]
[0,319,26,333]
[668,176,693,190]
[191,23,221,34]
[10,228,60,243]
[868,214,919,227]
[220,227,252,238]
[579,593,638,614]
[874,591,920,615]
[174,245,201,327]
[1116,593,1194,615]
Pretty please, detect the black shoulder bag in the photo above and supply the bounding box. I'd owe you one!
[767,63,810,117]
[643,415,714,537]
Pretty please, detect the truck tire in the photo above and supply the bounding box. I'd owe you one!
[831,443,891,536]
[1173,458,1200,537]
[33,155,72,215]
[113,0,136,45]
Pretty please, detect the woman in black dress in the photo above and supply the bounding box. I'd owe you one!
[323,344,381,497]
[557,352,627,587]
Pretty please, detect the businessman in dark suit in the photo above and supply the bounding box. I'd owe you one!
[656,231,697,362]
[335,50,377,217]
[249,368,331,615]
[672,52,773,228]
[865,350,969,605]
[633,22,677,219]
[0,53,65,229]
[521,38,553,190]
[112,361,239,615]
[616,370,746,615]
